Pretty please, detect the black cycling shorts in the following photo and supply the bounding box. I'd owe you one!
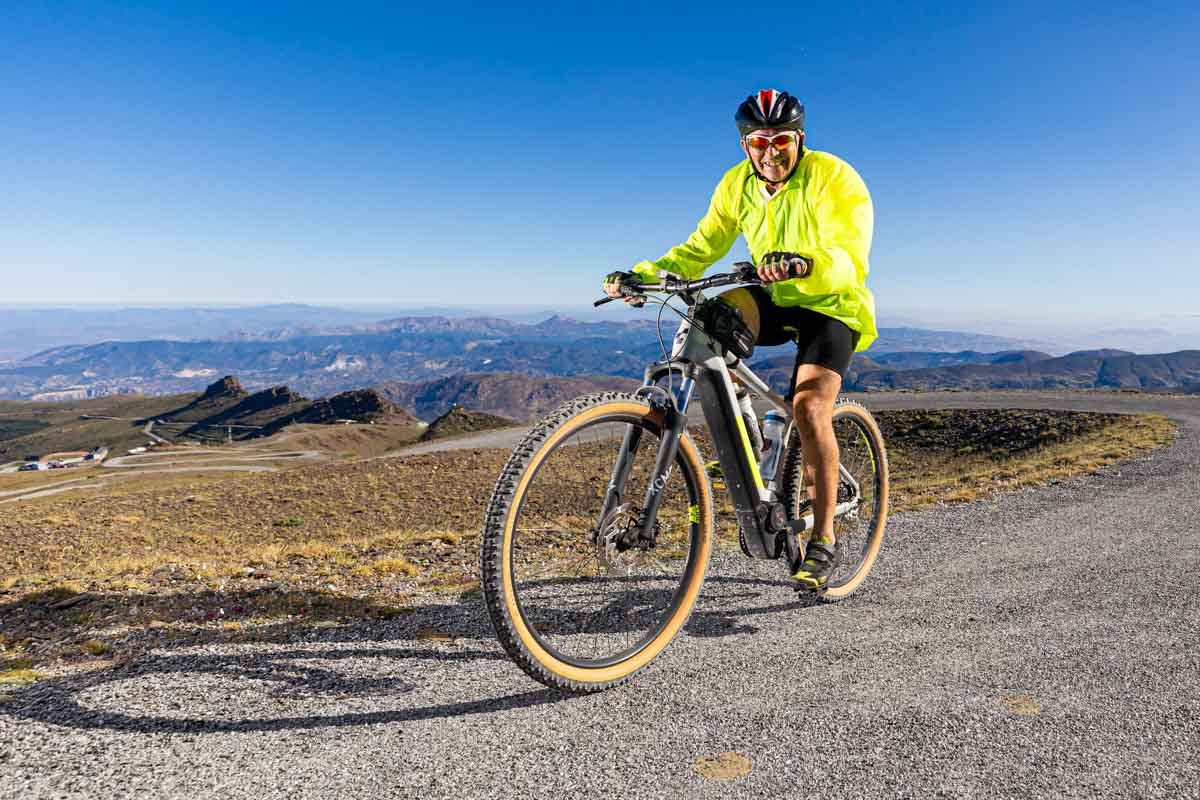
[743,285,859,380]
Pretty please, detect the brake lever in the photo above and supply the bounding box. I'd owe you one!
[732,261,761,284]
[594,287,648,308]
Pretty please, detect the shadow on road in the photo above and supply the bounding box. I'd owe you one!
[0,574,810,735]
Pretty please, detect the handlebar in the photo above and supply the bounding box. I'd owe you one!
[594,259,804,307]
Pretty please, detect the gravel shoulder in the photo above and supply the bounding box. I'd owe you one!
[2,391,1197,799]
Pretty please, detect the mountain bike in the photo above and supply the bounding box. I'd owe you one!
[481,264,889,693]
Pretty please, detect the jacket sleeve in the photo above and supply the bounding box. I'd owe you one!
[632,178,739,282]
[801,162,873,296]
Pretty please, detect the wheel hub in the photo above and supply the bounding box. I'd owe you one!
[597,503,640,575]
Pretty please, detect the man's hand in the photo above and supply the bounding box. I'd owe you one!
[603,270,644,304]
[757,251,812,284]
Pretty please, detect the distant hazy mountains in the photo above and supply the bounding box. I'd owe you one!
[1,311,1197,404]
[752,349,1200,394]
[0,313,1038,401]
[0,304,396,362]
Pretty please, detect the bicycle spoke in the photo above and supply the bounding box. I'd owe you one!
[507,413,698,666]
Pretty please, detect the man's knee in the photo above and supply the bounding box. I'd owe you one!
[791,366,840,432]
[791,392,830,432]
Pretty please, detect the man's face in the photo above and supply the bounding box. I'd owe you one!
[742,127,803,183]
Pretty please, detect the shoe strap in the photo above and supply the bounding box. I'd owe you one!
[804,542,836,567]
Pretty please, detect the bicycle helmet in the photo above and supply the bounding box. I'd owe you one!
[735,89,805,135]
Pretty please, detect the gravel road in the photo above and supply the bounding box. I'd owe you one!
[2,391,1197,799]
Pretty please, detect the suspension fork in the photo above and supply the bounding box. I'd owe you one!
[594,368,695,546]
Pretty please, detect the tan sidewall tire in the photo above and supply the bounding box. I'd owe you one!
[822,401,890,599]
[481,392,713,693]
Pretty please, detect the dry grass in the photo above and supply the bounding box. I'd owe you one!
[887,413,1175,509]
[355,557,420,578]
[79,639,110,656]
[0,657,39,689]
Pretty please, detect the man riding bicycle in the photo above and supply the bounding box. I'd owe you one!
[603,88,877,590]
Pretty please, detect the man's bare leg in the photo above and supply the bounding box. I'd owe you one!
[792,364,843,548]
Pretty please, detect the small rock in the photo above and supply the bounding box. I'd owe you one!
[49,595,88,611]
[416,627,454,642]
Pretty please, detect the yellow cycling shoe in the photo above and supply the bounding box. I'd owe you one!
[791,538,837,590]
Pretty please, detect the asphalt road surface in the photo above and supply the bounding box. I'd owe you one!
[2,391,1196,798]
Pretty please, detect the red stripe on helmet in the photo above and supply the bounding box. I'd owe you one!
[757,89,774,118]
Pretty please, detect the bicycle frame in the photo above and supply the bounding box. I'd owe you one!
[599,287,802,561]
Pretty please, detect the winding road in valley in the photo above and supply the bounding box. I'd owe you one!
[2,390,1197,798]
[0,449,323,504]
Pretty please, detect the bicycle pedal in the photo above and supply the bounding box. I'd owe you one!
[792,583,826,600]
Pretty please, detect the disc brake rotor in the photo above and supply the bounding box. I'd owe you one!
[597,502,641,576]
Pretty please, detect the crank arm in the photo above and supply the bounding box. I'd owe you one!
[787,500,860,534]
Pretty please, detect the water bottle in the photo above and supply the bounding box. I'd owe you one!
[736,387,763,456]
[758,410,787,481]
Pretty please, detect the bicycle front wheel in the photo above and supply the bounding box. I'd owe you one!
[481,392,713,693]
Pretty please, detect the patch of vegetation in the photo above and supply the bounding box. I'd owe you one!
[419,406,517,441]
[882,412,1176,508]
[354,557,420,578]
[0,657,39,689]
[0,418,50,443]
[80,639,110,656]
[0,395,190,459]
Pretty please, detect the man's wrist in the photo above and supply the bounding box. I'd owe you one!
[630,261,657,283]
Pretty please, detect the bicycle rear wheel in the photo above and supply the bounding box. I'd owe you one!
[481,392,713,693]
[782,399,889,598]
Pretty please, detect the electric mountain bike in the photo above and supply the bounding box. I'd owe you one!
[481,264,889,693]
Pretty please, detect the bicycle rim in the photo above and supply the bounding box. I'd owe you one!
[482,393,712,691]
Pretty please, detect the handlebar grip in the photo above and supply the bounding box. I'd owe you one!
[736,256,809,281]
[594,296,616,307]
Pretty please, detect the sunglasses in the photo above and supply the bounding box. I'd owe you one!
[743,132,799,152]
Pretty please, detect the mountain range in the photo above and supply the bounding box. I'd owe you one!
[751,349,1200,394]
[2,311,1198,409]
[0,313,1039,401]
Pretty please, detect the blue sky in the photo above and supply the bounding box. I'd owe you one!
[2,1,1197,332]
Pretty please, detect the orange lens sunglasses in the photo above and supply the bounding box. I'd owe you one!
[744,132,799,151]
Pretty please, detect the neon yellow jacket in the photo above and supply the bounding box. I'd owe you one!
[632,150,877,351]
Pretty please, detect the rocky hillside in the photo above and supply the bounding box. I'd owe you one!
[380,372,638,421]
[158,376,418,441]
[419,406,516,441]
